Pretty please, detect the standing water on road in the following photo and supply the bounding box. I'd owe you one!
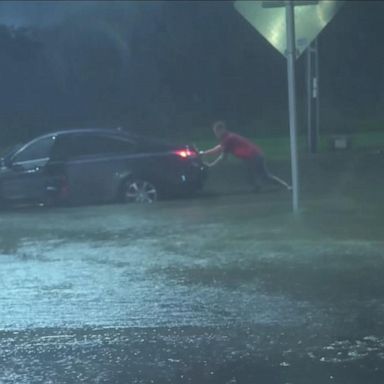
[1,181,384,383]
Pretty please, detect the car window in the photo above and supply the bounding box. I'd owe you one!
[88,135,136,155]
[12,136,56,163]
[62,134,136,158]
[50,135,70,161]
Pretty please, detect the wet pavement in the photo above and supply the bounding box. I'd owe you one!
[1,151,384,383]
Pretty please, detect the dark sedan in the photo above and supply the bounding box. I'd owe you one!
[0,128,207,206]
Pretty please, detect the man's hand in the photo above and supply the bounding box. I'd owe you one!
[203,153,224,167]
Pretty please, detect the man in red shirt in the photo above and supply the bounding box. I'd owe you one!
[200,121,291,192]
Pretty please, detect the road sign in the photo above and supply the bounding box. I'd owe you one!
[262,1,319,7]
[234,0,343,58]
[234,0,344,213]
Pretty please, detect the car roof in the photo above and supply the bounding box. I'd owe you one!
[26,128,179,150]
[47,128,132,138]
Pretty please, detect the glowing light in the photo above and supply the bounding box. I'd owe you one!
[174,149,197,158]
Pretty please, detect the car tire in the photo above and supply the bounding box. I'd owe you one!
[121,178,158,204]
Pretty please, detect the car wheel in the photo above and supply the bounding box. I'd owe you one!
[122,178,158,203]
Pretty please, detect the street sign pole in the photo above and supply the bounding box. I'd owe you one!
[306,38,320,154]
[234,0,344,212]
[285,0,300,213]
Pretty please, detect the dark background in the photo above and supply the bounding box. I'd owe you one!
[0,0,383,145]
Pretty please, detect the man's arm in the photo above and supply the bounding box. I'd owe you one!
[200,144,222,157]
[204,153,224,167]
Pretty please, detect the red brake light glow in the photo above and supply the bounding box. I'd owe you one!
[174,148,197,158]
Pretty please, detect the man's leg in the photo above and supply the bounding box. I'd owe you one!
[267,174,292,190]
[246,156,291,191]
[244,157,264,192]
[259,157,292,190]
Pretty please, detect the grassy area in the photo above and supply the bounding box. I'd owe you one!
[194,130,384,161]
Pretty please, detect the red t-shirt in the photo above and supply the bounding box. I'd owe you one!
[220,132,262,159]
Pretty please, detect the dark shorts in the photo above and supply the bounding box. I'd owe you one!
[243,155,276,190]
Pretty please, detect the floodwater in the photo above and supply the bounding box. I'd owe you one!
[1,151,384,383]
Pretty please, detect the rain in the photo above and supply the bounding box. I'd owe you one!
[1,1,384,383]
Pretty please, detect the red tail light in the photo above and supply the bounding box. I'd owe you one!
[174,148,197,158]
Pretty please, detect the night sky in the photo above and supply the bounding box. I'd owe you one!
[0,1,383,145]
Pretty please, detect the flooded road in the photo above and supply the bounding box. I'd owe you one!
[1,152,384,383]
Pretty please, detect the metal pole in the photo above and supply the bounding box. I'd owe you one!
[285,0,299,213]
[306,40,312,153]
[306,39,320,154]
[314,38,320,150]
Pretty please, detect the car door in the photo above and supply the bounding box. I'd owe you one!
[64,133,138,203]
[1,135,57,202]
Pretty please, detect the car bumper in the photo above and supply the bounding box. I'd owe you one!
[173,163,208,192]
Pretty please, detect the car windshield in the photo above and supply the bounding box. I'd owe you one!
[12,136,56,163]
[0,143,23,160]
